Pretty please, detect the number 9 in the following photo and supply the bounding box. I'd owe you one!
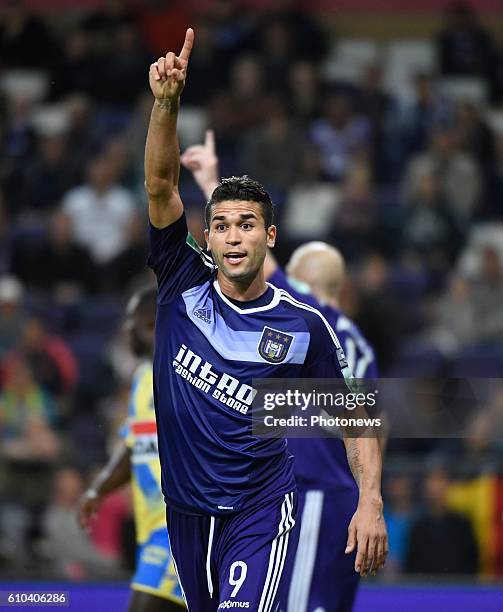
[229,561,247,597]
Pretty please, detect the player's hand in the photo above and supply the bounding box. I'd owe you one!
[149,28,194,103]
[76,489,101,532]
[180,129,219,198]
[345,494,388,576]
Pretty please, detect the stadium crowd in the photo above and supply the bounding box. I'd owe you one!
[0,0,502,582]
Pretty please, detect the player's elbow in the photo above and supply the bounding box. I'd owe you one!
[144,177,177,201]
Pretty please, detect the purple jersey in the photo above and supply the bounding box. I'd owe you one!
[148,214,349,516]
[269,268,378,492]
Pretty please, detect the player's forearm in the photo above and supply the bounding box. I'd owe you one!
[144,99,181,202]
[88,443,131,498]
[343,435,382,501]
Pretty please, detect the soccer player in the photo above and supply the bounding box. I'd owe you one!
[145,29,386,611]
[181,132,387,611]
[77,287,184,612]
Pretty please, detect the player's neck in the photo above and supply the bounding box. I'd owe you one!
[217,270,269,302]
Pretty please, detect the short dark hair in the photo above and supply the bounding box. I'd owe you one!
[205,176,274,229]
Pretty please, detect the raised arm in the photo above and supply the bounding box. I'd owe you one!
[181,130,279,278]
[145,28,194,228]
[180,128,219,200]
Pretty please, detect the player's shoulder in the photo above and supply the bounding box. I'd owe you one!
[276,286,335,335]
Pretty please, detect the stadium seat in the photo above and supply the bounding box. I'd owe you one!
[439,77,489,106]
[384,40,436,99]
[0,69,49,102]
[322,38,381,84]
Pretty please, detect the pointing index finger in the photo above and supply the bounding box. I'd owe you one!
[205,129,215,154]
[179,28,194,64]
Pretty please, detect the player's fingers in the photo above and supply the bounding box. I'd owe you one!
[150,62,161,82]
[374,535,385,573]
[179,27,194,64]
[205,129,216,153]
[355,534,369,575]
[156,56,167,78]
[181,145,204,159]
[171,68,184,82]
[365,536,377,575]
[173,55,185,71]
[165,51,175,74]
[345,523,356,554]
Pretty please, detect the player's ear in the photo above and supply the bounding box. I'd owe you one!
[266,225,276,249]
[204,228,210,251]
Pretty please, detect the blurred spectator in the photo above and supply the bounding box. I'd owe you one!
[10,210,96,297]
[405,468,479,574]
[403,127,481,221]
[64,95,101,172]
[456,101,496,170]
[354,255,408,371]
[62,154,136,265]
[256,18,295,94]
[240,97,303,192]
[0,275,26,357]
[356,63,393,182]
[250,0,328,63]
[95,22,150,110]
[0,95,36,214]
[83,0,135,48]
[333,161,378,261]
[207,0,251,59]
[437,2,495,80]
[101,213,149,294]
[430,275,473,353]
[401,169,464,268]
[181,20,227,107]
[21,133,80,214]
[0,0,56,68]
[469,246,503,342]
[137,0,190,58]
[287,61,323,125]
[0,202,13,275]
[49,29,100,101]
[384,475,416,574]
[393,73,451,159]
[42,467,120,579]
[281,148,340,246]
[309,94,371,182]
[0,356,60,462]
[18,316,78,397]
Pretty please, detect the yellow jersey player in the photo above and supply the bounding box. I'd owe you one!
[77,287,184,612]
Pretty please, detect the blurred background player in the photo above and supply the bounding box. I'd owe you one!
[77,286,184,612]
[181,131,385,611]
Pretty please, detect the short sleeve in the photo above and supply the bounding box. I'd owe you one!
[302,313,355,389]
[269,268,319,309]
[147,212,213,304]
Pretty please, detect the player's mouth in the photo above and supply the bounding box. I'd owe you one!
[224,252,247,265]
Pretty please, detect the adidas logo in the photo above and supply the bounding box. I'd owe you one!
[194,307,212,324]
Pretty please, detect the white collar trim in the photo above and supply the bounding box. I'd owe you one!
[213,279,281,314]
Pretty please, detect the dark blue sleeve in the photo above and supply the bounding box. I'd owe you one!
[269,268,320,309]
[147,213,213,304]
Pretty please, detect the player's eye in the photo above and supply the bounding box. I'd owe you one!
[241,223,253,230]
[215,224,227,231]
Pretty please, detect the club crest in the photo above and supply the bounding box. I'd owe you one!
[258,327,294,364]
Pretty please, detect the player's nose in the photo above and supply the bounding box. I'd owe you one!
[226,226,241,245]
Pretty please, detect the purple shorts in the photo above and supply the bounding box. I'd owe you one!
[166,491,298,611]
[287,487,360,612]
